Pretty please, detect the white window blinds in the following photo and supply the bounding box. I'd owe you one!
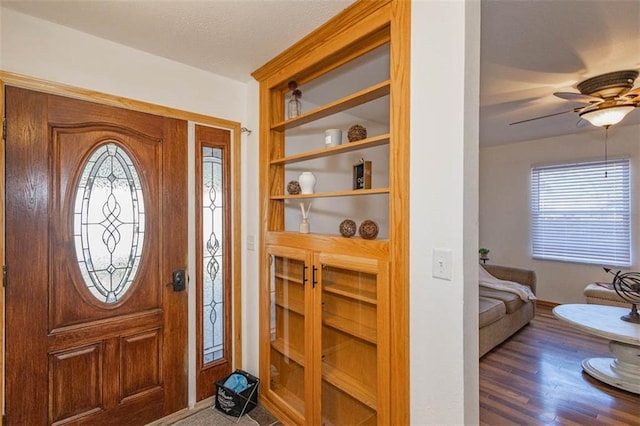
[531,158,630,267]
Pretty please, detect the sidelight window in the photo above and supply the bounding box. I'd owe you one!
[202,146,225,363]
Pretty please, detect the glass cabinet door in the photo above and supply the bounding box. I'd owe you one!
[266,247,311,420]
[317,254,386,426]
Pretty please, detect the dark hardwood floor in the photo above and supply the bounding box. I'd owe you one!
[480,304,640,426]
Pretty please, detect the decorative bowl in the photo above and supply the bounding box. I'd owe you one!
[359,220,379,240]
[287,181,301,195]
[347,124,367,142]
[339,219,357,237]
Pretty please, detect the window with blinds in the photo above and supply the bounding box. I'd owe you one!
[531,158,631,267]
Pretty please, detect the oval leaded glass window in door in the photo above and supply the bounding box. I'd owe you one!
[74,142,145,304]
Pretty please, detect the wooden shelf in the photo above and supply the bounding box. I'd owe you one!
[271,81,391,131]
[271,187,389,200]
[271,338,304,366]
[323,313,376,344]
[273,272,304,285]
[323,283,377,305]
[275,292,304,315]
[323,364,376,410]
[270,134,390,165]
[270,383,305,416]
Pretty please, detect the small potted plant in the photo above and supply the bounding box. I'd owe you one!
[479,248,490,262]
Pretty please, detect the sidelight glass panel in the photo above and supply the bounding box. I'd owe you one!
[74,143,145,304]
[269,254,306,417]
[202,147,225,364]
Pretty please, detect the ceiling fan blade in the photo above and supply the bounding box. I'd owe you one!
[578,104,599,114]
[621,86,640,99]
[554,92,602,103]
[576,118,589,128]
[509,109,575,125]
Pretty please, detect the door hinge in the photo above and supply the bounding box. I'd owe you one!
[3,265,7,288]
[2,118,6,141]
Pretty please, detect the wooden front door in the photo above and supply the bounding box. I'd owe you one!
[4,87,188,425]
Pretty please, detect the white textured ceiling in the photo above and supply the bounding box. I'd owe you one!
[2,0,639,146]
[480,0,640,146]
[0,0,355,82]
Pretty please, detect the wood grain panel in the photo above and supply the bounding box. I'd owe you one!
[49,343,103,424]
[160,117,189,415]
[388,0,411,423]
[120,330,162,400]
[5,86,51,425]
[0,79,5,413]
[266,232,388,259]
[48,309,162,350]
[50,124,162,329]
[4,87,189,425]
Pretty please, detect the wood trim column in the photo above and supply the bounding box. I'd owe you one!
[0,78,6,418]
[389,1,411,423]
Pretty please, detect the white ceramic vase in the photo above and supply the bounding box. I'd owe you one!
[298,172,316,194]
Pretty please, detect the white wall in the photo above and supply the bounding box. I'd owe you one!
[480,124,640,303]
[411,1,480,424]
[243,80,261,376]
[0,8,247,120]
[1,7,257,408]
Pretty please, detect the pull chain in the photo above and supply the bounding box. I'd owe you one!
[604,126,609,178]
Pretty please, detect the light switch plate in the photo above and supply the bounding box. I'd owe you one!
[432,248,453,281]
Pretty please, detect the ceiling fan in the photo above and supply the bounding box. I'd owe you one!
[510,70,640,128]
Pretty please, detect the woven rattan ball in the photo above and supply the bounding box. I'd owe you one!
[347,124,367,142]
[358,220,379,240]
[339,219,357,238]
[287,181,301,195]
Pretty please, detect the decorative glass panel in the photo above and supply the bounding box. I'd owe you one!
[74,143,145,304]
[202,147,224,364]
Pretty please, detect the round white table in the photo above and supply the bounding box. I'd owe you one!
[552,304,640,394]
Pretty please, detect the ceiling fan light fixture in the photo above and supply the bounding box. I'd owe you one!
[579,105,635,128]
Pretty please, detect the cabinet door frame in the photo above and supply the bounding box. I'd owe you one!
[262,244,315,423]
[314,252,390,425]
